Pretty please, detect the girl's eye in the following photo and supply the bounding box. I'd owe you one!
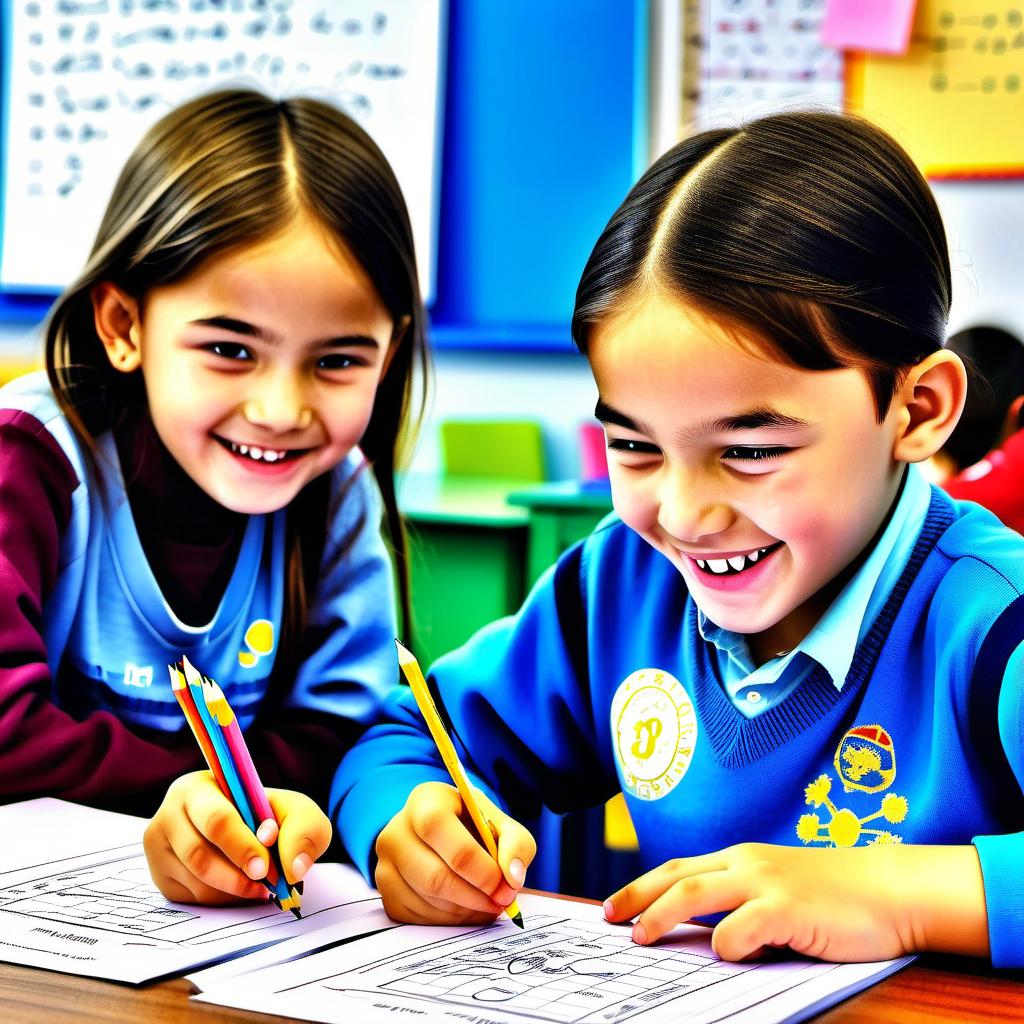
[207,342,251,361]
[607,437,661,456]
[317,353,364,371]
[722,446,789,463]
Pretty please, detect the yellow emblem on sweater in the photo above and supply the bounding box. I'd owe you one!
[238,619,274,669]
[611,669,697,801]
[797,723,908,847]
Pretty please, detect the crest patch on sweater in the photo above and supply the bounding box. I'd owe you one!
[796,723,909,847]
[611,669,697,801]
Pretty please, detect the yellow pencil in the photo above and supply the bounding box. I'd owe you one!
[395,638,524,928]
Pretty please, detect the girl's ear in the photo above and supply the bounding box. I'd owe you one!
[892,349,968,463]
[91,281,142,373]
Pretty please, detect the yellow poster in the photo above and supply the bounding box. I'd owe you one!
[847,0,1024,177]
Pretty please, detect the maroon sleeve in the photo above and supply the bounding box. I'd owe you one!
[0,410,200,812]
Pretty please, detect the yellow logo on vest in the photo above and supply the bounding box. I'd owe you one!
[797,724,908,847]
[238,619,274,669]
[611,669,698,801]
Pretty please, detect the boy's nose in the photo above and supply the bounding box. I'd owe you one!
[242,375,313,432]
[656,475,734,544]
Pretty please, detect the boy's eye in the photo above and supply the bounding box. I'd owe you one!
[722,446,789,462]
[207,341,251,361]
[317,353,364,371]
[607,437,661,456]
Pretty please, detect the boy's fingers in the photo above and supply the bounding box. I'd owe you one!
[605,852,728,922]
[710,899,776,963]
[376,859,499,927]
[409,794,504,896]
[489,815,536,891]
[268,790,332,884]
[400,834,507,915]
[633,872,746,945]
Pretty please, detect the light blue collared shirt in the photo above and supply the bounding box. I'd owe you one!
[699,464,933,718]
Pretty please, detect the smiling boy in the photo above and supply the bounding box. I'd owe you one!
[332,112,1024,967]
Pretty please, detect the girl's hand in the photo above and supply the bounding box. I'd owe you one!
[143,770,332,905]
[603,843,989,963]
[374,780,536,926]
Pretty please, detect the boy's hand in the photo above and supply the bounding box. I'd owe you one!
[143,771,332,905]
[375,781,536,926]
[604,842,989,963]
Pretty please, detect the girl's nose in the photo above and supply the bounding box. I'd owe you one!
[242,375,313,432]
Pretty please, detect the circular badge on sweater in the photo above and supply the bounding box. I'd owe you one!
[611,669,697,801]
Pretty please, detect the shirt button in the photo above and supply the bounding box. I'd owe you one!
[746,691,762,704]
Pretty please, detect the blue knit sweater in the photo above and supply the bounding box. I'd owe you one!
[334,488,1024,967]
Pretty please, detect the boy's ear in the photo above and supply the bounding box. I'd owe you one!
[892,350,968,463]
[91,282,142,374]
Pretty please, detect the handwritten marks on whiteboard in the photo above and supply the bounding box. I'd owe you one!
[2,1,445,296]
[847,0,1024,176]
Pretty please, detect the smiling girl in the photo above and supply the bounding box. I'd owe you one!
[0,89,427,905]
[334,111,1024,969]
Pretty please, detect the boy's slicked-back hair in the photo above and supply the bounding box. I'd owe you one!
[572,111,952,420]
[45,87,428,654]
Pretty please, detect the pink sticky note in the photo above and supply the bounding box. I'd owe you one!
[821,0,918,55]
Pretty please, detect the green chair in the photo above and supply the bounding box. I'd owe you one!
[440,419,546,482]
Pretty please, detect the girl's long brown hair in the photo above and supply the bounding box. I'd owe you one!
[44,88,427,673]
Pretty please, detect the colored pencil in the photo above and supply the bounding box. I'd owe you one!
[200,674,301,916]
[395,638,524,928]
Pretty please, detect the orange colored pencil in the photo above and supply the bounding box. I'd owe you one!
[168,664,230,796]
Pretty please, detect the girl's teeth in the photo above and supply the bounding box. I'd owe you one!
[727,556,745,571]
[229,441,287,463]
[707,559,729,573]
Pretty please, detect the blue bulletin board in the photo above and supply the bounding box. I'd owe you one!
[0,1,648,352]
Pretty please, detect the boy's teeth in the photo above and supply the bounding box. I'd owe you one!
[696,546,772,575]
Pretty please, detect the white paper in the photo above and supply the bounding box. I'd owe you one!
[194,891,913,1024]
[0,797,147,872]
[1,0,445,300]
[0,801,384,984]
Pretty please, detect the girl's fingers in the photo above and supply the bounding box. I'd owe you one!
[167,806,269,899]
[178,777,269,879]
[268,790,332,885]
[633,871,748,945]
[605,852,730,922]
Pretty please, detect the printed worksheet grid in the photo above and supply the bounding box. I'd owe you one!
[0,864,198,935]
[380,920,753,1022]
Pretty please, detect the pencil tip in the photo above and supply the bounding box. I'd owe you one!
[291,907,302,920]
[510,911,524,929]
[394,637,414,664]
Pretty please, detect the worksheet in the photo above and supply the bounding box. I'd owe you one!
[194,892,913,1024]
[0,843,383,983]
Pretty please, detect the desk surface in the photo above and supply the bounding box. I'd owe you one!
[2,920,1022,1023]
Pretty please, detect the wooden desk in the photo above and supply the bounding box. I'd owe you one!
[2,924,1023,1022]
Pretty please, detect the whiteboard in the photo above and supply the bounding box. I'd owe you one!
[0,0,446,301]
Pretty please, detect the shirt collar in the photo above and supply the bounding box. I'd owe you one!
[698,465,932,687]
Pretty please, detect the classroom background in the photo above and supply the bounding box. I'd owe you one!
[0,0,1022,663]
